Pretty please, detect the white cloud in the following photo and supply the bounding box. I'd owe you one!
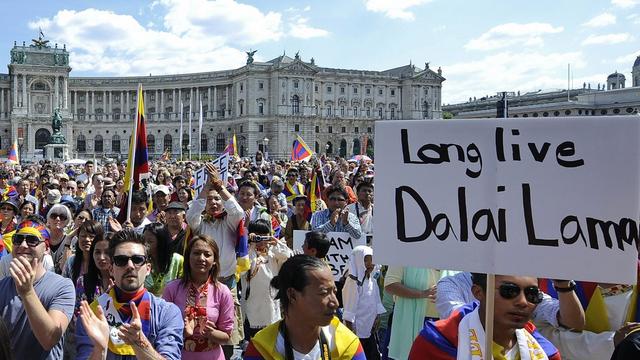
[289,17,329,39]
[363,0,433,21]
[583,12,616,27]
[581,33,634,45]
[612,0,639,8]
[27,1,327,76]
[628,13,640,24]
[442,51,587,104]
[615,51,640,63]
[465,23,563,51]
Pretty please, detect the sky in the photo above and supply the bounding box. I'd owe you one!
[1,0,639,104]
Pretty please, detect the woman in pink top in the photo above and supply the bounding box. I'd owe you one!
[163,235,235,360]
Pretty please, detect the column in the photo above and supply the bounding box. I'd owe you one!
[178,89,182,120]
[155,89,159,120]
[120,91,124,120]
[160,89,164,120]
[12,75,17,107]
[108,91,113,119]
[172,89,176,118]
[225,86,229,118]
[126,91,130,118]
[195,87,199,120]
[22,75,27,108]
[213,86,217,119]
[74,91,77,115]
[207,87,212,118]
[91,91,95,119]
[0,89,3,118]
[189,88,194,112]
[63,78,68,109]
[53,76,59,109]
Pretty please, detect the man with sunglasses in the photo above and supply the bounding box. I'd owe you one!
[76,229,183,360]
[410,274,561,359]
[0,218,75,359]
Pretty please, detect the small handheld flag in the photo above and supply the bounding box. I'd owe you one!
[291,135,313,162]
[7,140,18,164]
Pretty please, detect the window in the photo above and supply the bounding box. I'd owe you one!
[259,124,264,132]
[94,135,104,153]
[327,86,332,93]
[378,89,383,95]
[390,89,395,96]
[353,87,358,94]
[315,85,318,92]
[340,87,345,94]
[240,84,243,92]
[341,126,346,133]
[378,108,383,118]
[340,106,345,116]
[366,107,371,117]
[258,103,264,115]
[292,95,300,114]
[146,135,153,154]
[328,126,333,133]
[391,108,395,119]
[295,124,300,132]
[354,107,358,117]
[77,135,86,153]
[354,127,359,133]
[366,88,371,95]
[216,133,226,152]
[163,134,172,151]
[293,81,299,89]
[239,103,243,115]
[112,135,121,153]
[258,82,264,90]
[327,106,332,116]
[240,126,243,133]
[367,127,372,133]
[315,125,319,133]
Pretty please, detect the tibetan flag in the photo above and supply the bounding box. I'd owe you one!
[7,140,18,164]
[123,84,150,192]
[291,135,312,161]
[224,133,238,156]
[160,149,170,161]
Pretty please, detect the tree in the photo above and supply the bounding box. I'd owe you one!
[443,111,454,119]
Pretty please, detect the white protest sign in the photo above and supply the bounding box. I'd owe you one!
[193,153,230,197]
[374,117,640,284]
[293,230,366,280]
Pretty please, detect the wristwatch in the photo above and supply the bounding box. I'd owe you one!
[554,280,576,293]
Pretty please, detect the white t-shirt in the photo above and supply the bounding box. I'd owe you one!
[275,326,333,360]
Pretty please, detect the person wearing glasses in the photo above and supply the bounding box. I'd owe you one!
[47,204,74,274]
[0,218,75,359]
[13,178,39,213]
[0,199,19,252]
[310,185,362,241]
[409,273,562,360]
[75,229,184,360]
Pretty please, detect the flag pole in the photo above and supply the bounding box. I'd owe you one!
[199,98,203,160]
[126,83,142,223]
[188,101,192,161]
[179,101,183,161]
[484,273,495,359]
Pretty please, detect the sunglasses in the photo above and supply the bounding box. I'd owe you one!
[13,233,44,247]
[328,197,346,202]
[51,213,68,221]
[497,283,543,304]
[112,254,147,267]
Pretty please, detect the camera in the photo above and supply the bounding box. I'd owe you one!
[251,235,271,243]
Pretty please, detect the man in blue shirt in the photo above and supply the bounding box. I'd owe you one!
[75,229,184,360]
[310,185,362,240]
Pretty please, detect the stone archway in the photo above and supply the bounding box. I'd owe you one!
[35,128,51,150]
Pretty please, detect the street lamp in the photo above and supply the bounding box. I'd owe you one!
[262,137,269,160]
[17,137,23,164]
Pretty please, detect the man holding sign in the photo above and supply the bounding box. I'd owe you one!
[409,273,561,360]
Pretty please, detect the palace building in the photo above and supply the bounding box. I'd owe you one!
[0,35,445,161]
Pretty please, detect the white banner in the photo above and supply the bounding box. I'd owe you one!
[373,117,640,284]
[193,152,230,197]
[293,230,366,280]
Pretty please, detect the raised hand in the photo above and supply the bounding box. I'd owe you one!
[118,301,147,347]
[78,300,109,351]
[9,256,37,296]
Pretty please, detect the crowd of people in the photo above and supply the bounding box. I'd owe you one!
[0,150,636,359]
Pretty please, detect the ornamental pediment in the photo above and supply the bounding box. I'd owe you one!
[412,69,445,82]
[279,60,318,75]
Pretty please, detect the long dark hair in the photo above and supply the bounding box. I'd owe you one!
[143,222,172,274]
[71,220,104,284]
[181,235,220,286]
[83,230,111,303]
[271,255,327,311]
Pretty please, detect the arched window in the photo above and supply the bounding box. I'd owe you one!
[315,141,320,153]
[339,139,347,157]
[35,128,51,150]
[163,134,172,151]
[112,108,121,120]
[201,133,208,153]
[292,95,300,114]
[326,141,333,154]
[352,138,361,156]
[147,134,155,154]
[94,135,103,153]
[112,135,121,153]
[422,101,429,118]
[77,135,86,153]
[182,133,190,153]
[216,133,226,153]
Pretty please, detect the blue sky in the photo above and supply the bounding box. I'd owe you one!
[1,0,639,104]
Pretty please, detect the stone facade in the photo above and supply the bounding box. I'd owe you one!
[444,56,640,120]
[0,39,445,161]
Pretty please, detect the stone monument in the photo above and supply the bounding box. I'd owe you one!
[45,108,70,161]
